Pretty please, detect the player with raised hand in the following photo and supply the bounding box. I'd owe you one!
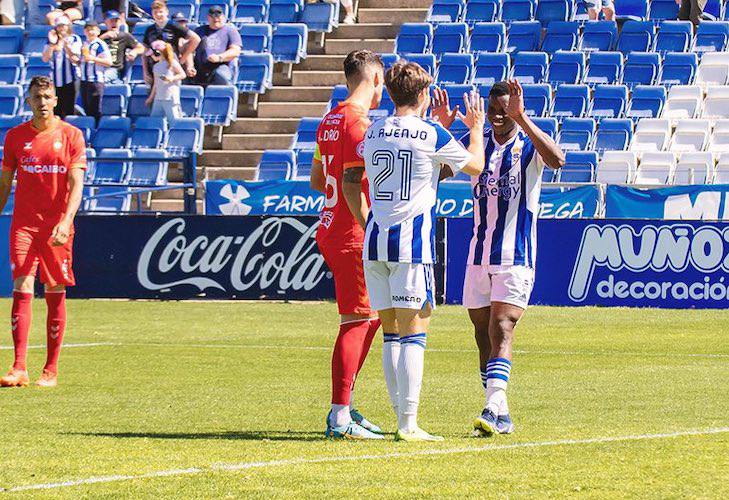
[0,76,87,388]
[310,50,385,440]
[432,79,565,436]
[363,62,486,442]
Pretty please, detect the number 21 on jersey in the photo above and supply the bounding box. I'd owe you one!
[371,149,413,201]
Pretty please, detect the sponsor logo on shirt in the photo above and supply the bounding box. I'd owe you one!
[24,142,32,151]
[392,295,422,303]
[473,170,521,201]
[53,141,62,151]
[356,140,365,159]
[21,164,68,174]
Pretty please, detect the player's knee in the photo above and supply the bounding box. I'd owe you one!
[13,276,34,293]
[493,316,517,340]
[45,284,65,293]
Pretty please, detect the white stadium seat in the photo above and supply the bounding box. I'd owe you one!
[696,52,729,88]
[662,85,702,120]
[715,153,729,182]
[701,85,729,119]
[675,152,714,184]
[634,151,677,185]
[708,118,729,153]
[630,118,672,152]
[597,151,637,184]
[670,119,710,152]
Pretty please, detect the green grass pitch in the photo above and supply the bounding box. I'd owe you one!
[0,300,727,498]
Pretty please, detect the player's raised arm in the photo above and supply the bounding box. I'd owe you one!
[458,91,486,176]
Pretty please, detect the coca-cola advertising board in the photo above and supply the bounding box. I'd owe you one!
[70,216,335,299]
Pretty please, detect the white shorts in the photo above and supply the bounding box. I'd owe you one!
[462,264,534,310]
[363,261,436,311]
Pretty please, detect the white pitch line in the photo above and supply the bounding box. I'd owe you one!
[0,342,116,351]
[4,427,729,493]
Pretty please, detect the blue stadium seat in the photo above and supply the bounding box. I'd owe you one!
[65,116,96,144]
[548,51,585,85]
[589,84,628,119]
[132,22,153,39]
[101,84,131,117]
[464,0,501,25]
[535,0,572,27]
[23,55,50,83]
[0,55,23,85]
[594,118,633,152]
[551,84,589,120]
[704,0,722,20]
[511,51,548,84]
[166,117,204,156]
[694,21,729,54]
[129,117,167,150]
[271,24,307,63]
[580,20,618,52]
[239,23,272,53]
[231,0,268,24]
[470,22,506,52]
[403,53,437,76]
[0,116,23,144]
[616,20,655,54]
[616,0,649,21]
[532,117,558,137]
[257,149,294,180]
[654,21,693,54]
[396,23,433,55]
[659,52,698,86]
[300,1,337,32]
[432,23,469,57]
[0,26,23,55]
[295,149,315,180]
[201,85,237,126]
[584,51,622,86]
[436,53,473,84]
[626,85,666,120]
[167,0,197,21]
[649,0,680,23]
[236,53,274,93]
[128,58,145,85]
[371,88,395,118]
[380,53,399,70]
[473,52,509,85]
[127,86,151,120]
[83,147,95,183]
[622,52,661,88]
[0,85,22,117]
[328,85,348,111]
[448,118,469,140]
[443,84,474,114]
[428,0,466,23]
[180,85,204,117]
[502,0,536,23]
[558,118,596,151]
[24,25,53,55]
[560,151,598,182]
[85,187,131,212]
[127,148,168,186]
[506,21,541,53]
[541,21,579,54]
[93,116,131,149]
[522,83,552,117]
[93,148,132,185]
[268,0,304,24]
[292,117,320,152]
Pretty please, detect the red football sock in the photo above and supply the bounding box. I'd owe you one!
[11,291,33,371]
[331,319,370,405]
[356,318,381,374]
[44,291,67,374]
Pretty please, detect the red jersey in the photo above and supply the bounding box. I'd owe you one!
[315,101,370,249]
[2,119,86,228]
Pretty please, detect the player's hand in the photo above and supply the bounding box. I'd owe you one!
[430,86,458,129]
[51,220,71,247]
[505,79,526,121]
[460,90,485,132]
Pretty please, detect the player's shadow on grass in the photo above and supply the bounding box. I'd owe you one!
[68,430,325,442]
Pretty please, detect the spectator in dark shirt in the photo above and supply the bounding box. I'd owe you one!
[171,11,191,53]
[101,0,128,26]
[100,9,145,83]
[193,6,242,86]
[142,0,200,85]
[678,0,707,27]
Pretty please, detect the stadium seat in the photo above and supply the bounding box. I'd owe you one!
[129,117,167,150]
[551,84,589,120]
[511,51,548,84]
[709,118,729,153]
[696,52,729,88]
[128,58,145,85]
[670,119,710,152]
[535,0,572,26]
[271,24,307,63]
[0,86,28,117]
[23,25,53,55]
[131,22,153,39]
[547,51,584,86]
[295,149,315,180]
[427,0,466,23]
[473,52,509,85]
[704,0,722,20]
[597,151,637,183]
[396,23,433,55]
[167,0,197,21]
[127,86,151,120]
[436,53,473,84]
[616,21,655,54]
[166,118,205,156]
[403,53,437,76]
[179,85,204,117]
[626,85,666,120]
[0,55,22,85]
[616,0,649,21]
[589,84,628,119]
[448,118,469,141]
[85,187,131,212]
[239,23,272,53]
[662,85,702,119]
[379,53,399,70]
[532,117,558,137]
[469,22,506,52]
[443,84,474,114]
[93,116,131,149]
[300,1,338,32]
[541,21,579,54]
[267,0,304,24]
[100,84,131,117]
[560,151,597,183]
[327,85,348,111]
[127,148,168,186]
[594,118,633,152]
[584,51,622,86]
[464,0,501,25]
[505,20,541,53]
[659,52,698,86]
[580,21,618,52]
[236,53,274,93]
[432,23,469,57]
[654,21,693,54]
[371,88,395,118]
[674,151,713,184]
[622,52,661,88]
[715,154,729,182]
[23,55,50,83]
[634,151,676,185]
[702,85,729,119]
[630,117,672,152]
[92,148,132,185]
[230,0,267,24]
[502,0,536,23]
[292,117,320,152]
[0,26,23,55]
[522,83,552,117]
[557,117,596,151]
[649,0,680,23]
[201,85,237,126]
[65,115,96,144]
[256,149,295,180]
[694,21,729,54]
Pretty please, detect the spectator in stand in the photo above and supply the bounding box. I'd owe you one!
[46,0,84,26]
[146,40,185,120]
[101,0,128,26]
[101,9,145,83]
[584,0,615,20]
[42,16,81,118]
[143,0,200,85]
[172,11,191,53]
[193,5,242,86]
[678,0,707,27]
[79,21,112,122]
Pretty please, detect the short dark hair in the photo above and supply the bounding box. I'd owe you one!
[343,50,384,83]
[385,61,432,107]
[28,76,54,94]
[489,81,510,98]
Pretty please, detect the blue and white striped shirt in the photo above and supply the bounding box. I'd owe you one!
[80,39,111,83]
[363,115,473,264]
[46,35,82,87]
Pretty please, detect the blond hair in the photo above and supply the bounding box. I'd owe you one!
[385,61,433,108]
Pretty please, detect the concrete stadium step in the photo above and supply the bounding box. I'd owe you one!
[256,102,328,118]
[291,70,346,86]
[361,0,433,7]
[226,118,301,134]
[200,150,264,167]
[298,54,347,71]
[260,86,334,102]
[222,134,293,150]
[328,23,400,39]
[357,8,427,23]
[204,166,259,180]
[325,38,395,55]
[150,199,204,212]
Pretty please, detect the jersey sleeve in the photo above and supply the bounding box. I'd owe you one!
[431,122,472,173]
[67,127,87,170]
[1,129,16,172]
[342,115,368,170]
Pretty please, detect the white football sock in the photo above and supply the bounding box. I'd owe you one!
[486,383,507,416]
[330,404,351,427]
[382,334,400,417]
[397,333,427,433]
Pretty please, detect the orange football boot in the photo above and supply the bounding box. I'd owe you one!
[35,369,58,388]
[0,368,30,387]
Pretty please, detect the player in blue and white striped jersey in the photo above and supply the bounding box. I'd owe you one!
[432,80,565,437]
[362,61,486,442]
